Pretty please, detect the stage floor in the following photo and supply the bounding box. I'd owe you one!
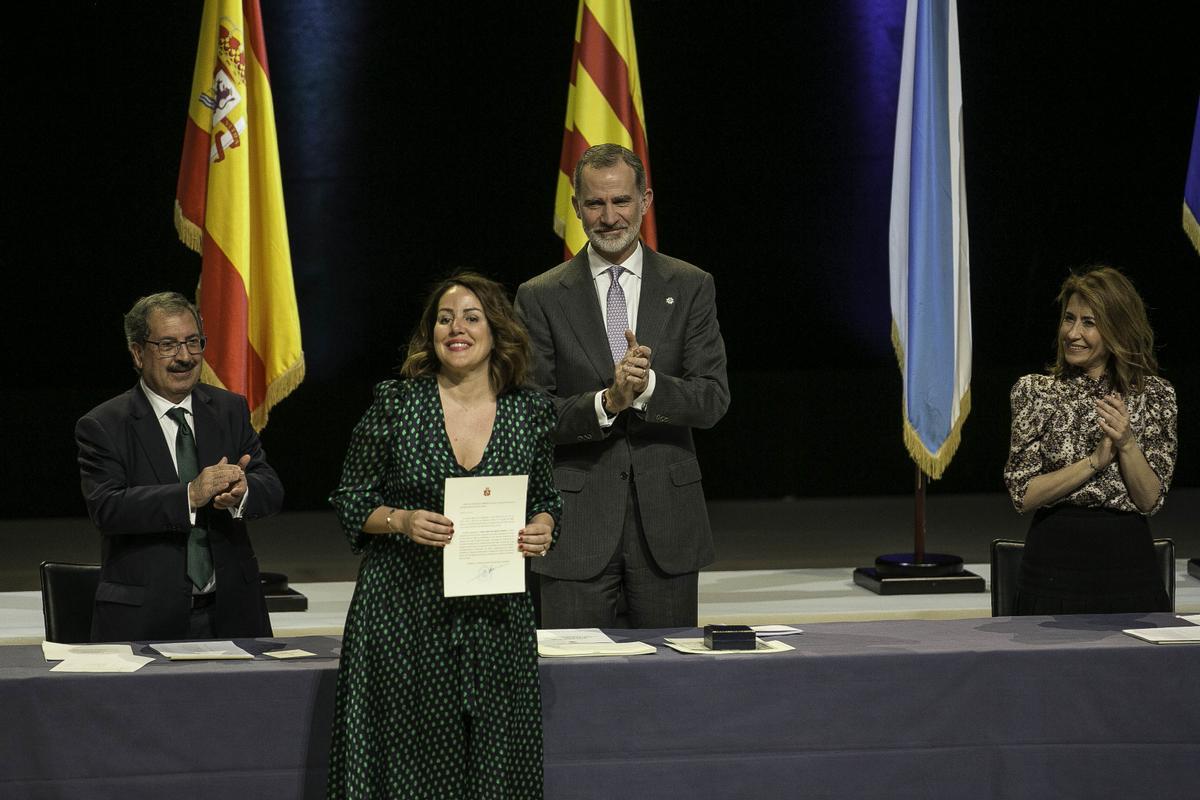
[4,563,1199,645]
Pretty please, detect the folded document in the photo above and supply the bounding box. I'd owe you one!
[1122,626,1200,644]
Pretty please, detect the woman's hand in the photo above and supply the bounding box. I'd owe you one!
[404,510,454,547]
[1091,432,1116,471]
[518,515,554,558]
[1095,393,1133,453]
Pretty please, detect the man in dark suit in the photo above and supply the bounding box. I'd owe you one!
[516,144,730,628]
[76,291,283,642]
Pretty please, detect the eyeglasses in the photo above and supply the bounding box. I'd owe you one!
[143,336,207,357]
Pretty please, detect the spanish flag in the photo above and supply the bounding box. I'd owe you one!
[175,0,304,431]
[555,0,657,258]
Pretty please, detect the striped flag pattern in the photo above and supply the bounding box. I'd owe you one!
[555,0,657,258]
[1184,100,1200,256]
[175,0,304,431]
[888,0,972,480]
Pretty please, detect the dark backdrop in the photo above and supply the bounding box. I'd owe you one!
[3,1,1198,518]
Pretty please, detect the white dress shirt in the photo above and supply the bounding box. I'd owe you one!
[139,381,246,594]
[586,243,656,425]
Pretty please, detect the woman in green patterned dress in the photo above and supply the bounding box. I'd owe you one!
[328,272,561,798]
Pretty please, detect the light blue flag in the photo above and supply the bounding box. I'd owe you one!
[1184,100,1200,256]
[888,0,971,480]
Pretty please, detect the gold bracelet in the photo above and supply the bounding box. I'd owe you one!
[385,508,401,533]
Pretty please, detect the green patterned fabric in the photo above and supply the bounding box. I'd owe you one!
[327,377,561,799]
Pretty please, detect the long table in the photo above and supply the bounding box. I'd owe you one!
[2,617,1197,798]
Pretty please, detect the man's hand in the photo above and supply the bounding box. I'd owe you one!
[189,456,245,509]
[605,329,652,414]
[212,454,252,510]
[619,329,652,394]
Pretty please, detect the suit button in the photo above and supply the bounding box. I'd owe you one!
[619,471,629,481]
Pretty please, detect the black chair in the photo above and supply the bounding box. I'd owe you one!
[990,538,1175,616]
[39,561,101,643]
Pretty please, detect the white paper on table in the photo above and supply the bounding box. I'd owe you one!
[538,641,656,658]
[663,637,795,655]
[536,628,616,646]
[50,653,153,673]
[149,641,254,660]
[1179,614,1200,625]
[264,649,317,659]
[1122,626,1200,644]
[751,625,804,636]
[535,628,651,657]
[443,474,527,597]
[42,642,134,662]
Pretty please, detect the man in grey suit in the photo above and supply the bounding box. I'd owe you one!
[515,144,729,628]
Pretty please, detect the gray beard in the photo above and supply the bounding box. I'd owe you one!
[586,226,639,259]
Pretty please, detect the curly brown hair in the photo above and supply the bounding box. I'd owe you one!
[1050,265,1158,395]
[400,271,531,394]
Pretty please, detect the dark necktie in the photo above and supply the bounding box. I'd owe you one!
[166,407,213,590]
[606,265,629,363]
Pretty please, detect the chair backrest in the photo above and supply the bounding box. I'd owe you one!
[39,561,101,643]
[1154,538,1175,607]
[989,538,1176,617]
[990,539,1024,616]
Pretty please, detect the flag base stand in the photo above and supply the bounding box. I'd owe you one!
[853,468,984,595]
[853,553,985,595]
[1189,558,1200,581]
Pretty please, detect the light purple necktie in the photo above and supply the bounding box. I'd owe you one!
[605,265,628,363]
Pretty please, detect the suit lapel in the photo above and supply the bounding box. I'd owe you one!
[555,251,617,382]
[128,385,179,485]
[191,385,225,469]
[634,248,675,353]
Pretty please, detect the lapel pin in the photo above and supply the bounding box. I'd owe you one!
[665,297,674,305]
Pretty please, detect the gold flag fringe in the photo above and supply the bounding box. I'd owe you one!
[891,318,971,480]
[890,318,905,373]
[174,200,204,255]
[902,387,971,480]
[251,356,306,432]
[199,356,306,433]
[1184,201,1200,257]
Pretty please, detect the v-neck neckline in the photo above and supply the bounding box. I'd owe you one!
[437,383,499,474]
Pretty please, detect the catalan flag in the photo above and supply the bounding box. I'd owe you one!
[888,0,972,480]
[175,0,304,431]
[555,0,657,258]
[1184,100,1200,256]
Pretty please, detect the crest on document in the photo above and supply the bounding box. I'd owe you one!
[198,17,248,163]
[483,487,492,497]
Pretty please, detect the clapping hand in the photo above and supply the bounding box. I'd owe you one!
[608,330,653,412]
[212,454,251,509]
[189,456,245,509]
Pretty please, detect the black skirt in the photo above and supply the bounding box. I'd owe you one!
[1015,504,1170,615]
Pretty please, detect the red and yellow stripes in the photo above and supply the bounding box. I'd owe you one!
[175,0,303,431]
[555,0,657,258]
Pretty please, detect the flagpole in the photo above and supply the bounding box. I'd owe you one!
[851,0,983,596]
[914,465,926,563]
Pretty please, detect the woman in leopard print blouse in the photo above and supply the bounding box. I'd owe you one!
[1003,266,1177,615]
